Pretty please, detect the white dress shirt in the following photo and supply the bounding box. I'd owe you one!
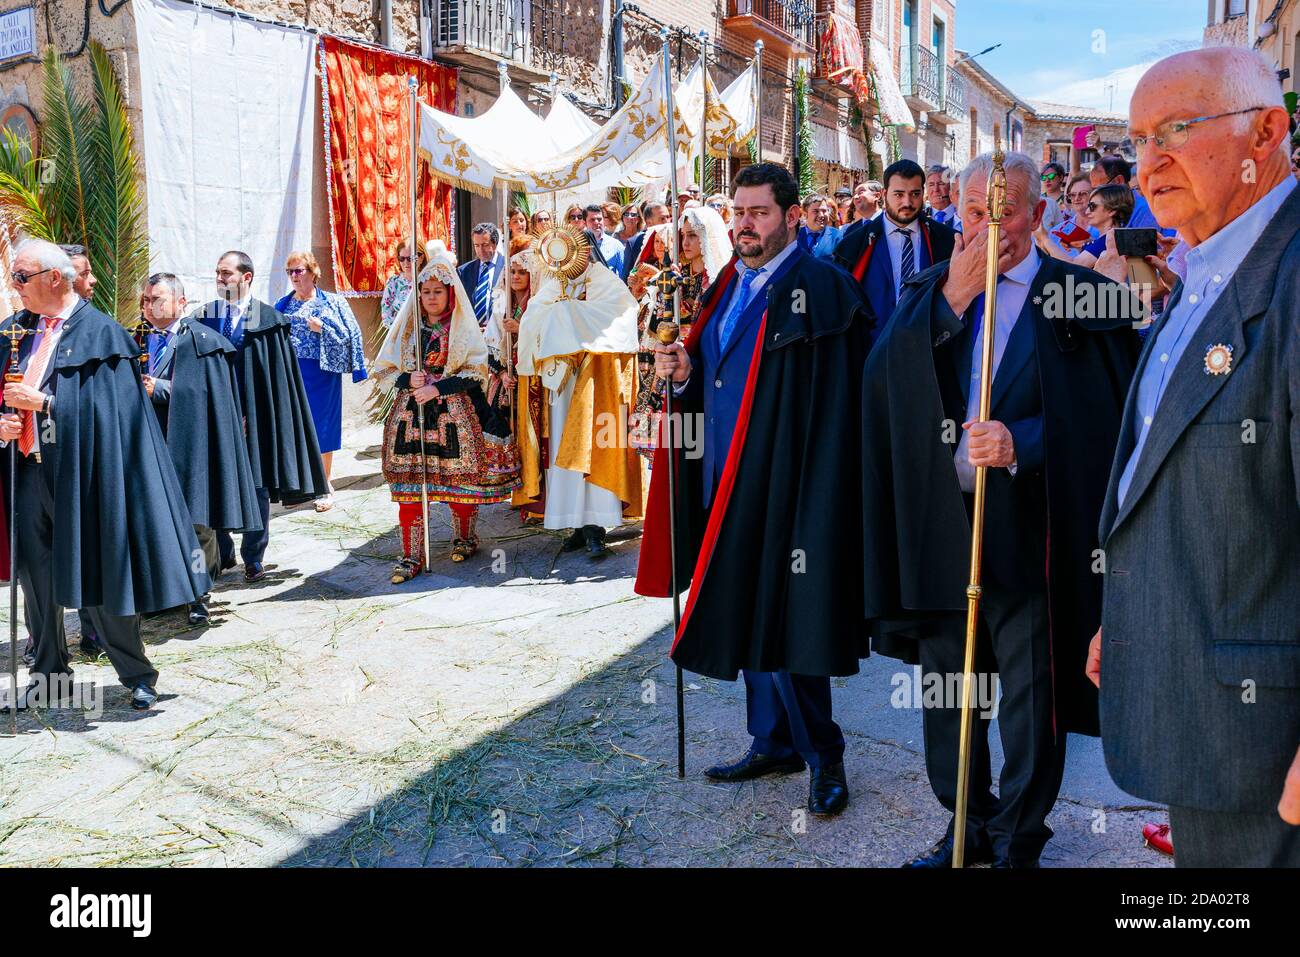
[954,245,1041,491]
[884,216,924,296]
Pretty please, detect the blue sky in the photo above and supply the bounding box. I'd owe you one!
[954,0,1206,113]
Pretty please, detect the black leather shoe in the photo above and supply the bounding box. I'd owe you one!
[704,749,806,781]
[243,562,266,583]
[188,601,210,625]
[560,528,585,552]
[991,855,1040,869]
[80,634,104,657]
[21,639,34,668]
[808,762,849,815]
[583,525,609,559]
[220,556,237,574]
[131,684,158,710]
[904,833,995,868]
[2,677,73,713]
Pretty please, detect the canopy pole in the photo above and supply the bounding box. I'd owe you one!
[699,30,710,196]
[408,75,432,574]
[754,40,764,163]
[498,63,515,422]
[661,27,686,780]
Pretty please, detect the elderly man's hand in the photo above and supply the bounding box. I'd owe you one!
[1086,629,1102,688]
[142,375,156,397]
[943,228,1015,317]
[964,419,1015,468]
[1093,230,1130,284]
[0,412,20,442]
[4,382,44,412]
[1280,745,1300,825]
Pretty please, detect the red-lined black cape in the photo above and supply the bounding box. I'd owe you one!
[861,257,1141,735]
[634,250,874,680]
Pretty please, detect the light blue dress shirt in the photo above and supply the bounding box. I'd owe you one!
[1116,176,1296,507]
[954,246,1040,491]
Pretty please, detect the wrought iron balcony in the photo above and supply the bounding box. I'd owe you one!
[899,43,941,112]
[432,0,565,78]
[939,67,967,120]
[724,0,815,59]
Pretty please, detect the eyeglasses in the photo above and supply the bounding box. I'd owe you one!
[1067,190,1090,201]
[1131,107,1268,152]
[706,201,726,210]
[398,254,413,264]
[623,211,640,219]
[1040,171,1058,182]
[286,267,309,277]
[567,213,583,221]
[10,267,53,286]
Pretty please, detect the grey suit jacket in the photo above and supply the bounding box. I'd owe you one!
[1097,184,1300,814]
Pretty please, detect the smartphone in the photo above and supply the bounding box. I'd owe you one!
[1113,227,1158,259]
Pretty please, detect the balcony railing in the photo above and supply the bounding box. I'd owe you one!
[899,43,941,109]
[941,68,967,117]
[725,0,816,54]
[433,0,564,74]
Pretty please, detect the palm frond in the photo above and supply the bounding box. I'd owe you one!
[86,41,150,323]
[0,128,55,240]
[38,46,97,247]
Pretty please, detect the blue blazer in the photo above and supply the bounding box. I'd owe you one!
[457,255,503,297]
[693,248,805,507]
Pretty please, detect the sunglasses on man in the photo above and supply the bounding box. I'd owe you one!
[10,267,54,286]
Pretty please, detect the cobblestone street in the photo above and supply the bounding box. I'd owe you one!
[0,386,1171,868]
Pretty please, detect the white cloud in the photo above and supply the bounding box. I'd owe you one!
[1027,61,1156,114]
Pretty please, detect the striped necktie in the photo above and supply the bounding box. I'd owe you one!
[897,227,917,287]
[473,263,492,327]
[19,316,62,456]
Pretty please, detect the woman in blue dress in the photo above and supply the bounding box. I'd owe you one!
[277,251,368,511]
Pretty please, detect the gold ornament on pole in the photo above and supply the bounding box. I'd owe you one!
[952,128,1007,869]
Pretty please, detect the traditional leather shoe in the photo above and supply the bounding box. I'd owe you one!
[583,525,609,559]
[187,601,210,625]
[21,639,34,668]
[991,855,1040,868]
[1142,822,1173,855]
[79,634,104,657]
[243,562,266,583]
[131,684,158,711]
[704,749,806,782]
[560,528,586,552]
[904,833,995,868]
[808,762,849,816]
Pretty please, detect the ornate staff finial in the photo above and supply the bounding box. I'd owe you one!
[988,126,1008,225]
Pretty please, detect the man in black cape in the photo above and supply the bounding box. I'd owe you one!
[636,163,872,816]
[860,151,1140,867]
[0,240,210,711]
[833,159,960,334]
[141,272,262,624]
[194,250,328,582]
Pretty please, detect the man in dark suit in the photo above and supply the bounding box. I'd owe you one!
[1088,47,1300,867]
[457,223,504,329]
[861,152,1139,867]
[0,240,210,711]
[835,159,959,335]
[195,251,327,582]
[639,163,873,818]
[142,272,262,625]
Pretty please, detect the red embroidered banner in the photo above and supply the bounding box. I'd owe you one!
[321,36,457,295]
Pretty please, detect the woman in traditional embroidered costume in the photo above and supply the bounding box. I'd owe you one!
[374,242,521,580]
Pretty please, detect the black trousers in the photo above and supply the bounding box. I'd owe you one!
[14,455,156,690]
[216,486,271,568]
[917,586,1066,863]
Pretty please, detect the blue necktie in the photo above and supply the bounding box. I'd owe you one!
[898,228,916,287]
[221,304,236,343]
[149,333,168,375]
[474,264,492,327]
[717,267,764,351]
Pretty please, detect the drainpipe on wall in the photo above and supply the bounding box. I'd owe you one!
[380,0,394,50]
[612,0,626,109]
